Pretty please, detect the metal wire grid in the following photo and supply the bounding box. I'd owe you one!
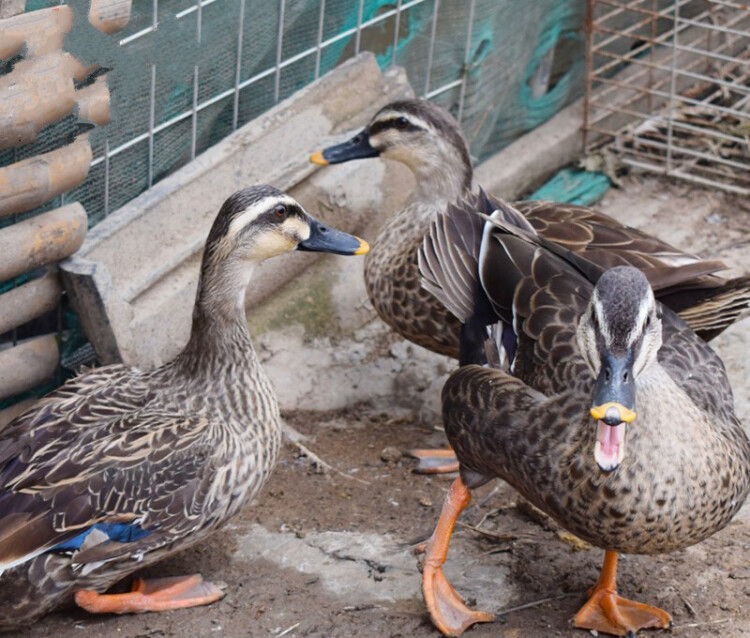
[584,0,750,194]
[83,0,478,218]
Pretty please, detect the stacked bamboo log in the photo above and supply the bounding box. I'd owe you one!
[0,1,122,426]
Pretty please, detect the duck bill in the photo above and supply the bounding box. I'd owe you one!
[590,351,636,473]
[310,130,379,165]
[297,214,369,256]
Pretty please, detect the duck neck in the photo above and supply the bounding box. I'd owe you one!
[177,255,257,376]
[395,136,473,209]
[411,159,471,207]
[412,148,472,207]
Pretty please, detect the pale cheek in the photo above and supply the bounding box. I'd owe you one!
[251,234,297,260]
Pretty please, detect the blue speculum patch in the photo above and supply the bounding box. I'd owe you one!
[51,522,152,552]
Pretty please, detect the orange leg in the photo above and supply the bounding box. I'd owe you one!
[408,447,460,474]
[75,574,225,615]
[573,551,672,637]
[422,477,494,637]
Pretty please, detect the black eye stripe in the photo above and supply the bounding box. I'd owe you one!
[369,117,423,136]
[259,203,305,224]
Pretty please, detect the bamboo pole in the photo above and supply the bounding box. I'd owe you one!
[0,334,58,401]
[0,271,61,335]
[0,204,87,282]
[0,5,73,60]
[0,137,92,217]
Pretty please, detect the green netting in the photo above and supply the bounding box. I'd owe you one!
[2,0,589,224]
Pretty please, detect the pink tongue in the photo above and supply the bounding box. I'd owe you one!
[597,420,624,465]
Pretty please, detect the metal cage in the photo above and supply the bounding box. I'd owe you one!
[584,0,750,194]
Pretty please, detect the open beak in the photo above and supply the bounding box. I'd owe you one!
[297,214,369,256]
[590,350,636,473]
[309,130,379,165]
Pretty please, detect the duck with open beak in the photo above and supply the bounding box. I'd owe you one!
[589,350,637,472]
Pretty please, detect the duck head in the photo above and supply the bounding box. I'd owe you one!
[310,99,471,200]
[196,185,368,319]
[576,266,663,473]
[204,185,369,263]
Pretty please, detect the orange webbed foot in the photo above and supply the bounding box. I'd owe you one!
[573,552,672,637]
[422,477,495,636]
[75,574,225,615]
[423,562,494,636]
[408,447,459,474]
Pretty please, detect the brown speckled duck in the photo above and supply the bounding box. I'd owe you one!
[0,185,368,631]
[311,98,750,472]
[417,192,750,637]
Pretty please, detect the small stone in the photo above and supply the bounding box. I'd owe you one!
[380,446,402,463]
[419,497,433,507]
[589,630,598,637]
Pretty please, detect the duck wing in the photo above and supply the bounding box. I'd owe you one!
[0,366,218,573]
[515,200,749,339]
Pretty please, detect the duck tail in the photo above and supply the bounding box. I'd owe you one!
[669,275,750,341]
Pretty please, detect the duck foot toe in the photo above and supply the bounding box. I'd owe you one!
[408,447,459,474]
[75,574,225,614]
[573,587,672,637]
[423,564,494,637]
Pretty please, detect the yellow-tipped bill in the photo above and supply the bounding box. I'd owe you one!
[354,237,370,255]
[590,402,637,423]
[309,150,329,166]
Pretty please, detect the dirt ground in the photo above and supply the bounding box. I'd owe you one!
[16,176,750,637]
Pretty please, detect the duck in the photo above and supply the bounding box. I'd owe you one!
[416,192,750,637]
[310,98,750,472]
[0,185,369,630]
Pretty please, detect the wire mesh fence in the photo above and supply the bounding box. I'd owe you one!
[3,0,589,226]
[584,0,750,194]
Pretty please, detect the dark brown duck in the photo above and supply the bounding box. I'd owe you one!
[417,192,750,637]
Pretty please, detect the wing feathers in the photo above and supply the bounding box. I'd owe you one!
[419,193,487,323]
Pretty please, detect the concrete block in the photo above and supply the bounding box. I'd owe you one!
[474,98,585,200]
[61,53,414,368]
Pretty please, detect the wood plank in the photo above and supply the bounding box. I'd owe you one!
[75,74,111,126]
[0,203,87,282]
[0,0,25,20]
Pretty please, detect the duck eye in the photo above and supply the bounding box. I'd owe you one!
[645,315,651,328]
[395,116,409,129]
[273,204,287,221]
